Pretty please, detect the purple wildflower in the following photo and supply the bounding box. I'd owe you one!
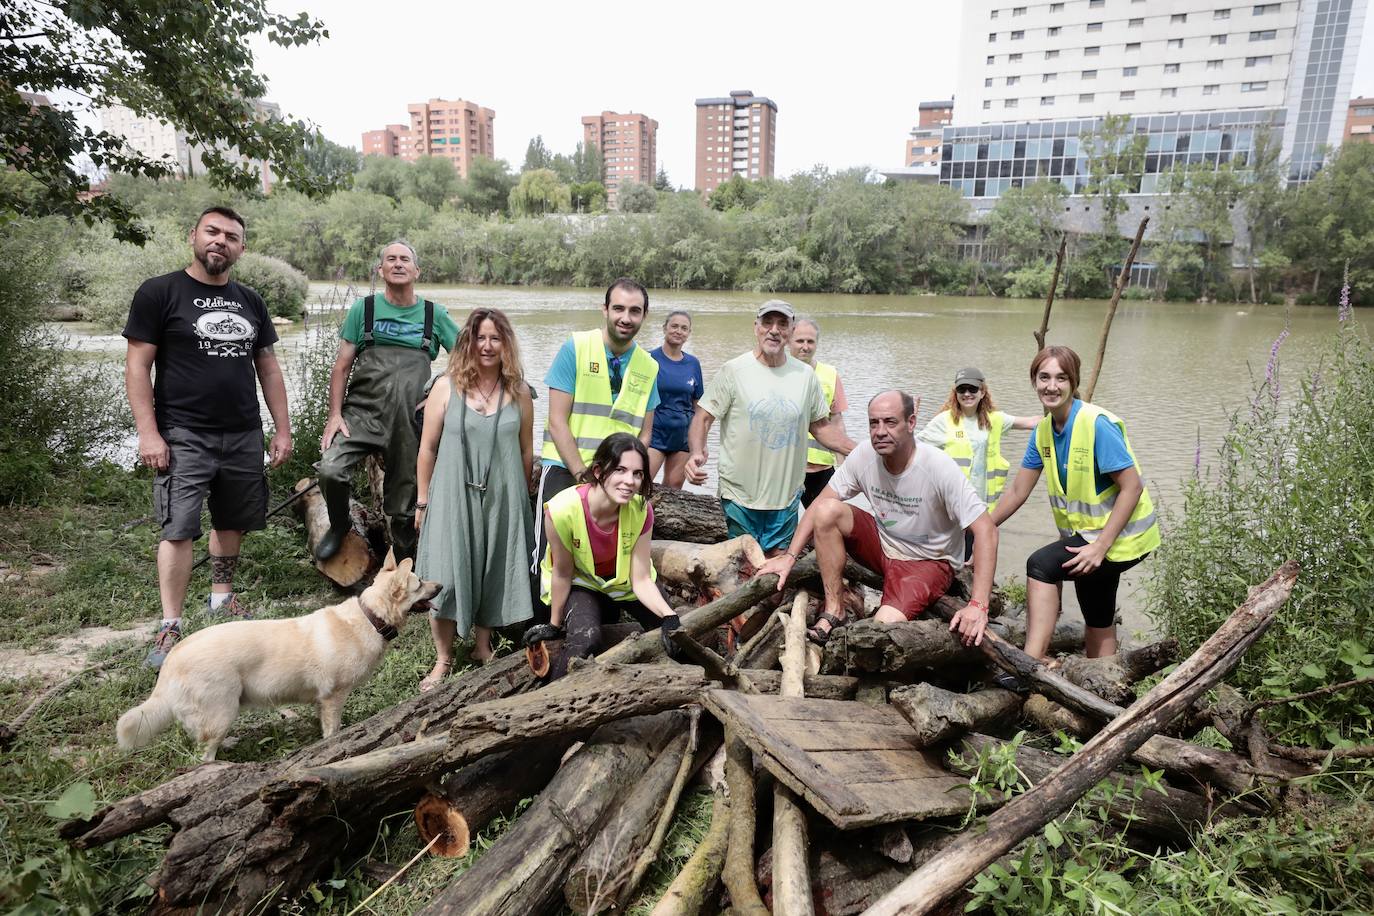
[1338,275,1352,324]
[1193,427,1202,477]
[1264,325,1289,404]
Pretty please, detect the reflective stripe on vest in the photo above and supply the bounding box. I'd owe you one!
[539,487,655,604]
[940,410,1010,509]
[805,362,839,467]
[1035,403,1160,562]
[541,330,660,465]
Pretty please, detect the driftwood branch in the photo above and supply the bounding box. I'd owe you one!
[865,560,1298,916]
[1033,234,1067,351]
[772,592,815,916]
[723,735,769,916]
[1083,216,1149,403]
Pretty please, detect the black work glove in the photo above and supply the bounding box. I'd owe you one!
[522,623,565,648]
[660,614,683,660]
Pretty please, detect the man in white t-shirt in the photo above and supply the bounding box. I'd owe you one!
[759,389,998,647]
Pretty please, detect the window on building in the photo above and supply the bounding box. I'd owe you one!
[1162,87,1178,97]
[1087,21,1102,32]
[983,100,992,109]
[1126,41,1141,50]
[988,54,996,63]
[1215,8,1231,18]
[1042,95,1056,105]
[1354,106,1374,116]
[1207,58,1223,69]
[1005,98,1019,108]
[1046,49,1060,58]
[1253,3,1279,13]
[1013,6,1026,14]
[1050,2,1063,10]
[1245,55,1272,66]
[1123,65,1138,75]
[1242,80,1269,91]
[1129,17,1143,27]
[1080,92,1096,102]
[990,7,998,16]
[1249,29,1276,39]
[1120,90,1136,99]
[1211,33,1229,44]
[1009,52,1023,61]
[985,77,994,87]
[989,32,997,41]
[1007,75,1020,85]
[1085,46,1100,56]
[1090,0,1104,7]
[1048,25,1061,35]
[1203,84,1220,94]
[1082,69,1097,78]
[1164,62,1180,73]
[1168,37,1184,48]
[1011,29,1024,39]
[1172,13,1187,22]
[1044,72,1057,81]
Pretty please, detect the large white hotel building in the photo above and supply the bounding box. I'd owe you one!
[940,0,1365,204]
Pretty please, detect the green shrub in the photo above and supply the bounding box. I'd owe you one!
[1147,328,1374,748]
[235,252,309,319]
[1122,285,1152,301]
[1294,291,1327,306]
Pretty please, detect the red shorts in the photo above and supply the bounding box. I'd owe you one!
[844,507,954,620]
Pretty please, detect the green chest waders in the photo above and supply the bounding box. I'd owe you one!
[316,298,436,561]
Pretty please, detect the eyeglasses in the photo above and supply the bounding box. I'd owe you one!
[956,386,982,395]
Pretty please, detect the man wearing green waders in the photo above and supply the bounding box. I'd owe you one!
[315,241,460,561]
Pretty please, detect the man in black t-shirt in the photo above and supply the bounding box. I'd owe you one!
[123,206,293,668]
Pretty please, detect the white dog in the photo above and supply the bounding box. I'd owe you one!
[117,551,440,761]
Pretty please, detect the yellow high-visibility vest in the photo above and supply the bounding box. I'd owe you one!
[805,362,839,467]
[1035,403,1160,562]
[541,330,659,465]
[539,485,656,604]
[941,410,1010,509]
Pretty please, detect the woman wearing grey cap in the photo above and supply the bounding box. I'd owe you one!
[918,367,1036,559]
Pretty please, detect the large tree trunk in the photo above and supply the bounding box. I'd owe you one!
[890,684,1022,747]
[564,728,695,913]
[66,662,707,914]
[415,737,577,858]
[864,561,1299,916]
[650,488,729,543]
[422,711,688,916]
[652,535,766,605]
[292,477,380,588]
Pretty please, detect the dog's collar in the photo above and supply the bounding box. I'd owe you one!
[359,596,398,642]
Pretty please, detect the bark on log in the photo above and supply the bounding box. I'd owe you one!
[953,733,1216,844]
[415,736,576,858]
[565,728,695,913]
[293,477,379,588]
[651,488,729,543]
[724,735,770,916]
[650,786,730,916]
[864,560,1299,916]
[734,609,785,670]
[599,555,822,665]
[773,591,815,916]
[66,661,702,914]
[652,535,766,605]
[890,684,1022,747]
[422,711,687,916]
[1055,639,1179,706]
[758,845,910,916]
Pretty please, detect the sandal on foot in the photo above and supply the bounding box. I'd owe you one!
[807,612,849,646]
[419,661,452,693]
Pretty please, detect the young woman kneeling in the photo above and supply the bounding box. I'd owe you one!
[525,432,681,679]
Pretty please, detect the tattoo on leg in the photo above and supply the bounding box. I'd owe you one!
[209,554,240,586]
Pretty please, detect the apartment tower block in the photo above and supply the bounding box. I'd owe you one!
[581,111,658,207]
[694,89,777,194]
[361,98,495,179]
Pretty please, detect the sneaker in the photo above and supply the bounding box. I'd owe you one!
[145,621,181,669]
[206,593,253,620]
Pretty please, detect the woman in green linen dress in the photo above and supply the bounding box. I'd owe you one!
[415,307,535,690]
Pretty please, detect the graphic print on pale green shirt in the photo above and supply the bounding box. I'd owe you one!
[338,295,460,359]
[698,352,828,511]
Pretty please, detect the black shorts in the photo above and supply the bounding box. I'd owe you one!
[154,427,268,541]
[529,463,580,624]
[802,466,835,508]
[1025,534,1148,629]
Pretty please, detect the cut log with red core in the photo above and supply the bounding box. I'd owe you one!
[293,476,379,588]
[414,736,577,858]
[651,488,729,543]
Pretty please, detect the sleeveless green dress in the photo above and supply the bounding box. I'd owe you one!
[416,378,534,635]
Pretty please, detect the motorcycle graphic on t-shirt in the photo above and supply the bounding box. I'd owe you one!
[193,311,257,358]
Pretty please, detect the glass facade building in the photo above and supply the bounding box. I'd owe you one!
[939,109,1284,199]
[1286,0,1358,181]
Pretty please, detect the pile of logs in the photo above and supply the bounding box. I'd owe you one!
[64,488,1314,915]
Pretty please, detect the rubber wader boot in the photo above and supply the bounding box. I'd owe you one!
[314,482,354,560]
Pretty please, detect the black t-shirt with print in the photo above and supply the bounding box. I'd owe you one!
[122,270,279,432]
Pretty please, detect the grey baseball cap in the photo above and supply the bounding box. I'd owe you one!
[756,299,795,321]
[954,367,986,387]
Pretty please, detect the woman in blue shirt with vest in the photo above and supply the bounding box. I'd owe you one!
[990,346,1160,661]
[648,310,704,489]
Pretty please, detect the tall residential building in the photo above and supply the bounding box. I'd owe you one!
[1344,96,1374,143]
[361,98,495,179]
[941,0,1364,205]
[99,99,281,192]
[581,111,658,207]
[694,89,777,194]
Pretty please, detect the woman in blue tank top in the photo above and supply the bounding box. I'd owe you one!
[648,310,704,488]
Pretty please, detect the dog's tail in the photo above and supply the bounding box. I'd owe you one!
[117,693,173,751]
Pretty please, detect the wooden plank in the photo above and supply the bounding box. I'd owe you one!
[702,690,975,829]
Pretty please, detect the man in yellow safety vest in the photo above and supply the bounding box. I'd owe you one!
[789,317,856,507]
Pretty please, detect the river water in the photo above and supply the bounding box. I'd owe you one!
[75,282,1368,635]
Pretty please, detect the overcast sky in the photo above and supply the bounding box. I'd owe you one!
[254,0,1374,186]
